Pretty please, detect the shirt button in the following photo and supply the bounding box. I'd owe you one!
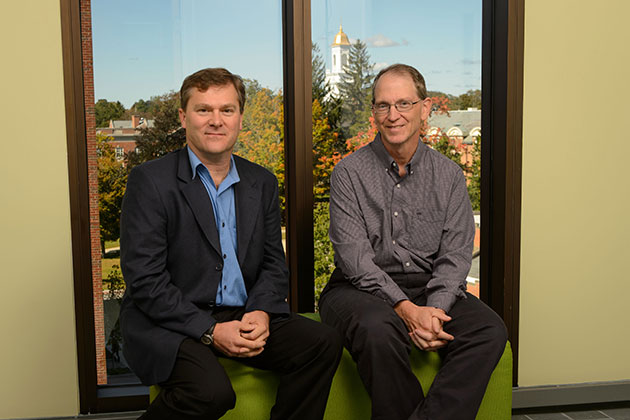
[405,262,410,267]
[223,254,227,259]
[215,264,223,271]
[394,211,399,217]
[410,170,414,174]
[222,222,225,227]
[396,184,400,188]
[223,285,227,290]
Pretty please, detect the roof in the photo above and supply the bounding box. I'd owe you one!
[108,118,154,129]
[332,25,351,46]
[428,109,481,140]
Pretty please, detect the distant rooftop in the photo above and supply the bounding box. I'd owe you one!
[428,109,481,144]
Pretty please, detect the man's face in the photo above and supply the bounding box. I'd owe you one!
[372,72,432,150]
[179,84,243,163]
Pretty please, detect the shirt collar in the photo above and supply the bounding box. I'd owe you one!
[370,132,427,173]
[187,146,240,187]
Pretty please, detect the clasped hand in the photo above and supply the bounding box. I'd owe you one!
[212,310,270,358]
[394,300,454,351]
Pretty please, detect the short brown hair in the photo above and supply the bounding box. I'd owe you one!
[180,68,246,113]
[372,64,428,103]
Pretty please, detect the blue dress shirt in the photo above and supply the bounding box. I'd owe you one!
[188,147,248,307]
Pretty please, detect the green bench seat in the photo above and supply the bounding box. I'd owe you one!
[150,313,512,419]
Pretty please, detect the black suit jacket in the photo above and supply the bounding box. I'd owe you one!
[119,147,290,385]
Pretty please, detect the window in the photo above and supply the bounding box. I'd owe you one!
[311,0,483,303]
[63,0,523,411]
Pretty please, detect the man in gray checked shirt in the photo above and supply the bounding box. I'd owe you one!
[319,64,507,420]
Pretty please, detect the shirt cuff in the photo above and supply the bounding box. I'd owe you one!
[376,283,410,307]
[426,291,465,313]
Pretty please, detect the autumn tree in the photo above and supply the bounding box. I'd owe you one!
[236,84,286,212]
[95,99,126,127]
[126,91,185,169]
[339,39,374,138]
[97,133,127,254]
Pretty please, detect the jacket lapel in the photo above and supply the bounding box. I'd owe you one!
[176,149,222,256]
[234,158,261,265]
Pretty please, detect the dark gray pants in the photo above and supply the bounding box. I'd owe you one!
[319,270,507,420]
[142,310,343,420]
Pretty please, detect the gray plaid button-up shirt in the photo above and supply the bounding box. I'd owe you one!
[329,134,475,312]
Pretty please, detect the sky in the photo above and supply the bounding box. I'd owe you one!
[92,0,481,108]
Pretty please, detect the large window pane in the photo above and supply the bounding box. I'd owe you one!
[311,0,482,306]
[90,0,284,385]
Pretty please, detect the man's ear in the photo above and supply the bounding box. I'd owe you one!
[178,108,186,128]
[421,97,433,120]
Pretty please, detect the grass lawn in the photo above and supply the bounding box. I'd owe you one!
[105,240,120,250]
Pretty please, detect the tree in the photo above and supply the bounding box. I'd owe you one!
[312,43,343,139]
[450,89,481,110]
[467,135,481,211]
[339,39,374,138]
[97,133,127,254]
[95,99,126,127]
[313,201,334,307]
[129,98,156,117]
[236,86,286,213]
[312,99,341,202]
[423,129,465,171]
[126,91,186,169]
[312,43,329,105]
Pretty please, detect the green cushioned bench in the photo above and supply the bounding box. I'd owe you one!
[150,313,512,419]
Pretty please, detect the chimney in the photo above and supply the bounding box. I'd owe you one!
[132,115,140,128]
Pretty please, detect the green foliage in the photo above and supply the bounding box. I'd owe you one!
[423,130,466,170]
[243,78,263,104]
[312,43,344,136]
[105,264,126,293]
[126,91,186,169]
[339,39,374,138]
[449,89,481,110]
[97,133,127,254]
[95,99,126,127]
[312,99,343,202]
[129,98,157,117]
[312,43,329,104]
[467,136,481,211]
[313,202,335,308]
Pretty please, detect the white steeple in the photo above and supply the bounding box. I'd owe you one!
[325,24,351,97]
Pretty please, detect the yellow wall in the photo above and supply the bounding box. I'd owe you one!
[0,2,80,418]
[520,0,630,386]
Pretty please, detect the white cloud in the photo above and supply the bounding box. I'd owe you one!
[366,34,400,48]
[373,62,389,72]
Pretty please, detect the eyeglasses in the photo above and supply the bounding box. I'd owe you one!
[372,99,422,115]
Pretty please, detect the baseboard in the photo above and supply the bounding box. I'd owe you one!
[513,380,630,409]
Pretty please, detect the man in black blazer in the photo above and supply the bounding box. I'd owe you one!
[120,68,342,420]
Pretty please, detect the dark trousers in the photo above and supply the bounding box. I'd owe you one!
[141,310,343,420]
[319,271,507,420]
